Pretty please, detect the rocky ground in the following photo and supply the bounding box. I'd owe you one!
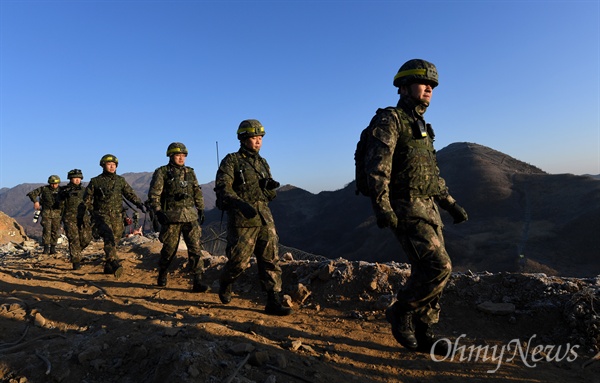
[0,234,599,383]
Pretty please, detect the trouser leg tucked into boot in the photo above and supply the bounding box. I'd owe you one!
[49,245,57,255]
[385,303,418,350]
[265,291,292,316]
[43,245,50,254]
[192,274,209,293]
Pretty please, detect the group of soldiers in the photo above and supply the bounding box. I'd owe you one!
[27,121,292,317]
[26,58,469,353]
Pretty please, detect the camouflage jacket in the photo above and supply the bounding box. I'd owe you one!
[83,171,142,218]
[59,182,87,222]
[364,97,454,217]
[26,185,61,217]
[215,146,276,228]
[147,163,204,223]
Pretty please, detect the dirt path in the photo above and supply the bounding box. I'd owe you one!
[0,239,599,383]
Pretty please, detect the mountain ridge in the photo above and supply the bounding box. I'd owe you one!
[3,142,598,277]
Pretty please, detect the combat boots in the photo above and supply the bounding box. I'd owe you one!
[414,320,450,356]
[104,260,123,278]
[264,291,292,316]
[157,268,168,287]
[49,245,57,255]
[385,304,418,350]
[218,281,233,304]
[42,245,50,254]
[72,262,81,270]
[192,274,209,293]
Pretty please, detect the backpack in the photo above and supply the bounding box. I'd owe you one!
[354,107,398,197]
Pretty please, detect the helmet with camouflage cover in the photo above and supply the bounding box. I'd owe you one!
[99,154,118,167]
[48,175,61,184]
[393,59,438,88]
[237,119,265,140]
[166,142,188,157]
[67,169,83,180]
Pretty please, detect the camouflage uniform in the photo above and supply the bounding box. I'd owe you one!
[364,57,469,354]
[27,185,62,250]
[365,96,459,325]
[147,162,205,283]
[59,182,92,266]
[82,171,144,270]
[215,146,282,294]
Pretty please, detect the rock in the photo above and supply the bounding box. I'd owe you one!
[249,350,270,366]
[291,283,311,304]
[33,312,46,327]
[290,340,302,351]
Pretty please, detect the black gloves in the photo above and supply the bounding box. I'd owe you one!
[198,211,205,225]
[235,200,257,219]
[376,210,398,229]
[259,178,280,190]
[447,203,468,224]
[155,210,168,225]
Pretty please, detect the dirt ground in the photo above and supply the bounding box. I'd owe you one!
[1,237,599,383]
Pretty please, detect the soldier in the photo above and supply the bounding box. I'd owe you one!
[27,175,62,254]
[59,169,92,270]
[214,119,292,316]
[147,142,209,292]
[363,59,468,353]
[82,154,146,278]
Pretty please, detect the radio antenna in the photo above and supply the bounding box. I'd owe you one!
[216,141,220,167]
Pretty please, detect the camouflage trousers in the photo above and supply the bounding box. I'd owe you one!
[221,224,282,293]
[158,221,204,276]
[391,217,452,325]
[62,218,92,263]
[92,213,124,262]
[40,213,61,246]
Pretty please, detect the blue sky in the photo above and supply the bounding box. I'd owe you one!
[1,0,599,194]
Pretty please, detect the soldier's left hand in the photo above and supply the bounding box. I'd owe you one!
[448,203,468,224]
[198,212,205,225]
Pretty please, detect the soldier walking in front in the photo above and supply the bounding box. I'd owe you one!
[362,59,468,354]
[147,142,209,293]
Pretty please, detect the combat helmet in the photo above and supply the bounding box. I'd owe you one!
[393,59,438,88]
[99,154,119,167]
[237,119,265,140]
[48,175,61,184]
[67,169,83,180]
[166,142,188,157]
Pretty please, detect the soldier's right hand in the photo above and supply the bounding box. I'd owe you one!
[236,200,258,219]
[156,210,168,225]
[376,210,398,229]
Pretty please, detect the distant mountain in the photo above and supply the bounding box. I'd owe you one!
[3,142,599,277]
